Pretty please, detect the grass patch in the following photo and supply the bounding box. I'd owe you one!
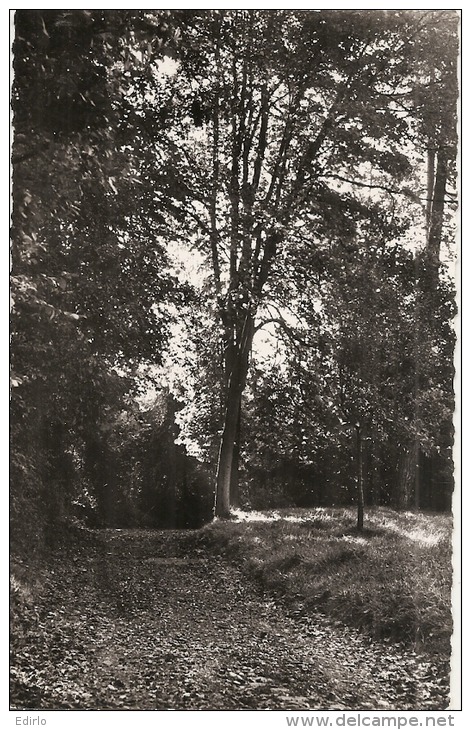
[198,506,453,659]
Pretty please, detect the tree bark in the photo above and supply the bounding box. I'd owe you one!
[230,403,241,507]
[397,444,419,510]
[214,316,253,518]
[214,377,242,517]
[427,149,448,264]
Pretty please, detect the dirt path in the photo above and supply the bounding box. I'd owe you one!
[11,529,448,710]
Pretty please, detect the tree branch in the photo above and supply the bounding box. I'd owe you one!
[319,172,424,202]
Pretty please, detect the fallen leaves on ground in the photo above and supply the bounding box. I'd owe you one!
[10,529,449,710]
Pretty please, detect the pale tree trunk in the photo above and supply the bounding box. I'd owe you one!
[214,378,242,517]
[214,316,254,517]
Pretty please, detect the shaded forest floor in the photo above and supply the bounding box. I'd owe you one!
[11,516,453,710]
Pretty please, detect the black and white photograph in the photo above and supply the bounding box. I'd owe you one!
[9,6,461,718]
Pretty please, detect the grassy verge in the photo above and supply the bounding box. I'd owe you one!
[197,506,453,659]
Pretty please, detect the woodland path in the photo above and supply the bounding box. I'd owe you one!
[11,529,448,710]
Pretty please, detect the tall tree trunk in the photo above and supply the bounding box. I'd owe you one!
[230,403,241,507]
[397,444,418,509]
[398,150,447,515]
[215,316,253,518]
[400,149,448,515]
[215,377,242,518]
[427,149,448,264]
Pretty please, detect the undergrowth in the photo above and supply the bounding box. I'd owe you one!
[198,507,454,659]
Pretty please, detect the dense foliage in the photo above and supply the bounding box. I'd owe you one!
[11,10,192,546]
[11,10,458,548]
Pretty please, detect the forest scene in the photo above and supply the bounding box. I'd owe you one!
[10,9,459,712]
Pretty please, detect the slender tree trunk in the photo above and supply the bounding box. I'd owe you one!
[427,149,448,264]
[356,427,364,531]
[426,147,435,233]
